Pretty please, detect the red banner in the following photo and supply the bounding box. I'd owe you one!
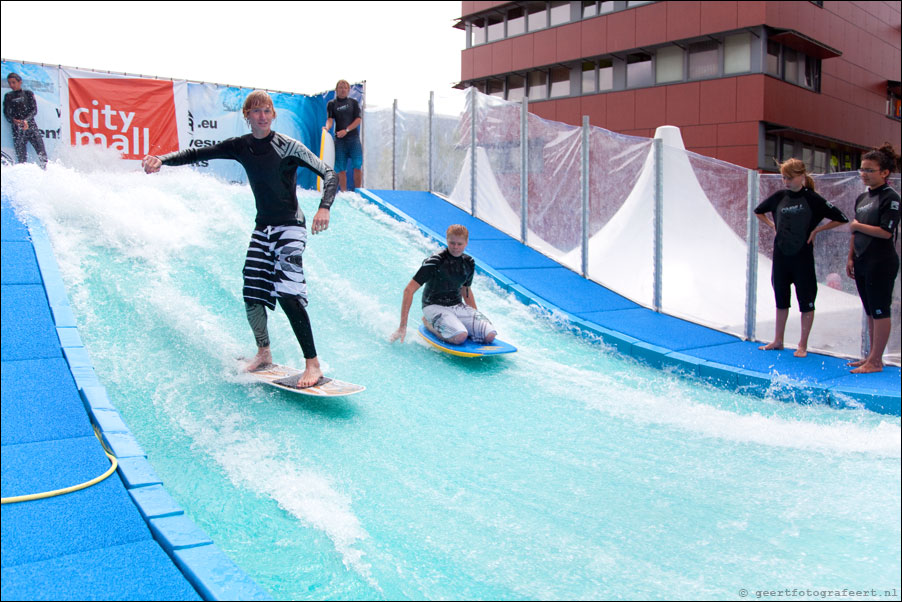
[68,78,180,159]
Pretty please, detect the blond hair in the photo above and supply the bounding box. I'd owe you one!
[780,158,815,191]
[446,224,469,240]
[242,90,277,120]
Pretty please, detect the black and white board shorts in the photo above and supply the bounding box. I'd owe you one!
[242,224,308,309]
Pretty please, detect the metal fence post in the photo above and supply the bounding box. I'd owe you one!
[428,91,434,194]
[581,116,590,278]
[470,87,477,216]
[745,169,759,341]
[653,138,664,312]
[521,97,529,243]
[392,98,397,191]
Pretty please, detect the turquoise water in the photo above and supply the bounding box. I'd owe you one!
[4,154,901,601]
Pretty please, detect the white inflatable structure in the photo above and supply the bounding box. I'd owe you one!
[568,125,863,355]
[448,146,575,268]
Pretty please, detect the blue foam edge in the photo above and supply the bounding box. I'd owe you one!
[149,515,214,553]
[117,456,164,489]
[173,545,271,602]
[129,484,186,520]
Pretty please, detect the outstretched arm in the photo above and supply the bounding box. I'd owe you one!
[390,279,422,342]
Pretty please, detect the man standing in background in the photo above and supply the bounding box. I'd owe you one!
[324,79,362,191]
[3,72,48,168]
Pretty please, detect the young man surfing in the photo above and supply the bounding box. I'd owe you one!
[390,225,497,345]
[142,91,337,388]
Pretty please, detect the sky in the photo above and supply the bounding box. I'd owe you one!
[0,1,465,107]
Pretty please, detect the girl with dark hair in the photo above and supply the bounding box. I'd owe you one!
[846,143,901,373]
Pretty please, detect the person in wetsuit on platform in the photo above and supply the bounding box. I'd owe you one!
[142,90,338,388]
[3,72,48,168]
[324,79,362,191]
[846,143,901,374]
[755,158,848,357]
[390,224,497,345]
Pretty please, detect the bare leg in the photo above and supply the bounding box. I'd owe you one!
[298,357,324,388]
[244,346,273,371]
[353,168,362,189]
[794,311,814,357]
[338,171,348,192]
[851,317,891,373]
[759,308,788,351]
[848,317,875,367]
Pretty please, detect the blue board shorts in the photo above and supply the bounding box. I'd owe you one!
[334,133,363,172]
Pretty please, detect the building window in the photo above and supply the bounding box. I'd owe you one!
[528,70,548,99]
[550,66,571,97]
[471,19,486,46]
[508,74,526,101]
[766,40,781,76]
[582,0,597,18]
[889,89,902,120]
[582,61,597,94]
[549,1,571,26]
[599,58,614,90]
[487,79,505,98]
[688,40,719,79]
[813,149,827,173]
[627,52,653,88]
[724,33,751,74]
[527,1,548,31]
[508,7,526,36]
[656,46,684,83]
[487,14,505,42]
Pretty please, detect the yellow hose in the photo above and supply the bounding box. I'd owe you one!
[1,426,119,505]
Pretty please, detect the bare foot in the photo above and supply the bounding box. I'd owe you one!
[244,348,272,372]
[851,362,883,374]
[759,341,784,351]
[793,347,808,358]
[297,359,323,388]
[847,359,866,367]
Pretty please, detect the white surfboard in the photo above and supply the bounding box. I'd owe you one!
[317,129,335,191]
[248,363,364,397]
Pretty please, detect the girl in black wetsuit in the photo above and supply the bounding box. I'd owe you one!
[142,91,338,388]
[755,158,848,357]
[846,143,901,373]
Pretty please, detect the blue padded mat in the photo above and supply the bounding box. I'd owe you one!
[1,540,201,601]
[465,239,562,269]
[498,267,639,313]
[2,242,42,285]
[369,190,510,240]
[1,358,94,446]
[1,437,152,568]
[682,341,897,383]
[576,307,737,351]
[1,285,61,362]
[2,199,31,242]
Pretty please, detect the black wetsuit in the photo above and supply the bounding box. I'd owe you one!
[851,184,900,318]
[3,88,48,167]
[158,132,338,359]
[159,131,337,226]
[755,188,848,311]
[326,97,361,139]
[413,250,475,308]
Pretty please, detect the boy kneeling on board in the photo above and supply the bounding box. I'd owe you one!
[390,225,497,345]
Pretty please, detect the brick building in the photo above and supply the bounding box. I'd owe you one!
[457,1,901,172]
